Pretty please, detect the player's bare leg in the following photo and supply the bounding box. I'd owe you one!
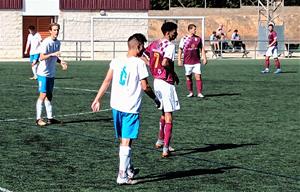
[30,60,38,80]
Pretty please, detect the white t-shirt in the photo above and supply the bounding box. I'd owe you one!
[27,33,42,55]
[110,56,149,114]
[37,37,61,78]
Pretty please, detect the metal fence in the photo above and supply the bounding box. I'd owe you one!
[60,39,300,61]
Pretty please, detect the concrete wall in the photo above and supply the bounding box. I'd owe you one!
[0,10,23,59]
[58,11,148,60]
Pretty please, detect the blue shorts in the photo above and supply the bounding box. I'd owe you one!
[112,109,140,139]
[37,76,55,93]
[30,54,40,63]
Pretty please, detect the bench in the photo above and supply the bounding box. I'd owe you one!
[285,43,300,57]
[220,44,249,58]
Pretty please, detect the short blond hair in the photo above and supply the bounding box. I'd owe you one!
[49,23,60,30]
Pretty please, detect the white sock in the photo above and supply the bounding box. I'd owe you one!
[127,149,133,170]
[119,146,131,178]
[36,99,43,120]
[32,64,38,78]
[44,99,53,119]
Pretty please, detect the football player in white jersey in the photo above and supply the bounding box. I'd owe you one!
[35,23,68,126]
[24,25,42,80]
[91,33,160,185]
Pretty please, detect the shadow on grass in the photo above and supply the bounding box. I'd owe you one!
[280,71,298,74]
[173,143,257,156]
[62,117,112,124]
[136,166,235,184]
[55,77,74,80]
[204,93,241,98]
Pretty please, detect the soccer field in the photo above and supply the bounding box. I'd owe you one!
[0,59,299,192]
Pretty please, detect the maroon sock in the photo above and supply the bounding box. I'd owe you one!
[265,58,270,69]
[196,79,203,94]
[158,118,165,140]
[275,59,281,69]
[186,79,193,93]
[164,123,173,148]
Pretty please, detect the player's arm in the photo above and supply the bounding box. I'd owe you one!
[269,37,277,47]
[177,48,183,66]
[141,78,160,108]
[201,46,207,65]
[57,57,68,70]
[91,68,113,112]
[177,38,184,66]
[40,51,61,61]
[24,36,30,55]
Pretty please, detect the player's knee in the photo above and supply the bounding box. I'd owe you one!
[164,113,173,123]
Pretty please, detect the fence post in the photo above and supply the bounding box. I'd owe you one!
[76,41,78,61]
[113,41,116,59]
[79,42,82,61]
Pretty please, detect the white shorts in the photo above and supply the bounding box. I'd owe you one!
[154,79,180,113]
[266,46,278,58]
[184,63,202,75]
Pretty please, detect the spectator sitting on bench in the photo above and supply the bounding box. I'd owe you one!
[210,31,220,55]
[231,29,247,53]
[220,33,230,51]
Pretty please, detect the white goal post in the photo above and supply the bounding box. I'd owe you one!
[90,16,206,60]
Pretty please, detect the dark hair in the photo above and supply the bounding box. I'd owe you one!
[128,33,147,44]
[188,24,196,30]
[28,25,35,30]
[268,23,274,27]
[49,23,60,30]
[161,22,178,35]
[234,29,238,32]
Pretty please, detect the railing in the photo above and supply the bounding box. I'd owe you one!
[60,39,300,60]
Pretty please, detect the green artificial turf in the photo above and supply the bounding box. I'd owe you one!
[0,59,299,192]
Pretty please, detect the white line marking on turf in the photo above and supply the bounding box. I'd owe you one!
[0,187,13,192]
[0,108,111,122]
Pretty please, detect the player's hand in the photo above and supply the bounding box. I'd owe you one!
[51,51,61,57]
[178,59,183,67]
[61,61,68,71]
[91,100,101,112]
[24,51,27,55]
[154,97,161,109]
[202,58,207,65]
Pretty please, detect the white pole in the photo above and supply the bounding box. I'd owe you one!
[91,17,94,60]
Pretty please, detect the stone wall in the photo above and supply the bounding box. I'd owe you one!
[149,6,300,41]
[0,10,23,59]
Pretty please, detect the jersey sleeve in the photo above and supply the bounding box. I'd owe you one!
[164,44,175,61]
[138,60,149,80]
[109,59,116,70]
[39,40,48,54]
[179,38,184,49]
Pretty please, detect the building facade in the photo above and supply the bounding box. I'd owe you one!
[0,0,149,59]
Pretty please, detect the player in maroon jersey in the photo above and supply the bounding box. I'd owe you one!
[261,23,282,74]
[144,22,180,158]
[178,24,207,98]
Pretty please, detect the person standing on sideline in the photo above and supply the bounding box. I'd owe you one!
[178,24,207,98]
[35,23,68,126]
[144,22,180,158]
[24,25,42,80]
[91,33,160,185]
[261,23,282,74]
